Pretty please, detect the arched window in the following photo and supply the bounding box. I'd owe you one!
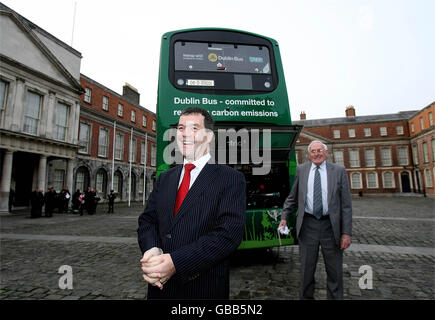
[382,171,395,188]
[350,172,362,189]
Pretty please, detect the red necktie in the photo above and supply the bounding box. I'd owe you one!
[174,164,196,215]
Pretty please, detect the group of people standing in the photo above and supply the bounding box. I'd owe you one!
[30,187,71,218]
[30,187,117,218]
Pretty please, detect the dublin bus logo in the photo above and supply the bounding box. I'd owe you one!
[163,128,272,175]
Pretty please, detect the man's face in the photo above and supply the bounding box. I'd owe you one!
[176,113,212,161]
[308,142,328,166]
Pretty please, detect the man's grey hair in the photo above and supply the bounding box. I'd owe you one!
[307,140,328,152]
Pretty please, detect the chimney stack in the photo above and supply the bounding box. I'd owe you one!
[345,105,355,117]
[300,111,306,120]
[122,83,140,105]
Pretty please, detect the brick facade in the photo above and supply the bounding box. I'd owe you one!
[294,102,435,196]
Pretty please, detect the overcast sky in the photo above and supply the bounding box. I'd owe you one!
[2,0,434,120]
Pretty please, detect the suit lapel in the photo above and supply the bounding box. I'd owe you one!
[167,165,183,220]
[326,162,335,205]
[300,162,311,206]
[170,163,219,226]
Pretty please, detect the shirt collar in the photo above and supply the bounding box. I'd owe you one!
[311,161,327,171]
[184,153,211,171]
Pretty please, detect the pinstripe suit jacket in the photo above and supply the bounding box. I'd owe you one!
[137,162,246,299]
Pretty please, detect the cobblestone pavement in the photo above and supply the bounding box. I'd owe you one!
[1,196,434,300]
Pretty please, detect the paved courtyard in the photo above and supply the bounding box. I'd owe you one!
[0,196,434,300]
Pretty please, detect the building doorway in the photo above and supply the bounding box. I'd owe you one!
[401,171,411,193]
[11,152,39,207]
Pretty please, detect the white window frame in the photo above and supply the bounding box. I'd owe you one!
[411,123,415,133]
[420,117,424,130]
[98,128,109,158]
[118,104,123,117]
[364,128,371,137]
[115,133,124,160]
[152,120,156,131]
[0,80,8,125]
[431,139,435,162]
[84,87,92,103]
[102,96,109,111]
[396,126,404,135]
[382,171,395,188]
[380,127,387,136]
[364,148,376,167]
[424,168,433,188]
[422,142,429,163]
[151,144,156,166]
[142,115,147,127]
[131,110,136,123]
[140,140,147,165]
[350,172,362,189]
[429,112,433,126]
[349,149,360,167]
[53,169,65,192]
[130,138,137,163]
[55,101,69,141]
[348,128,355,138]
[333,130,340,139]
[397,146,409,166]
[333,150,344,166]
[23,91,42,135]
[380,147,392,166]
[366,172,378,189]
[412,145,419,165]
[79,122,91,154]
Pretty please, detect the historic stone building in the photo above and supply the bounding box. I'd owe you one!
[294,102,435,196]
[76,74,156,203]
[0,3,83,213]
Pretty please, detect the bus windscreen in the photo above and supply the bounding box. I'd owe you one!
[174,41,271,74]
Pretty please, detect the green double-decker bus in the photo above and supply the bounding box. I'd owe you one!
[156,28,302,249]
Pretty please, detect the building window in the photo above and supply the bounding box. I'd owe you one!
[366,172,378,188]
[84,87,92,103]
[152,120,156,131]
[118,104,123,117]
[422,142,429,163]
[151,144,156,166]
[333,150,344,166]
[53,169,65,192]
[55,102,69,141]
[129,138,137,163]
[432,139,435,162]
[333,130,340,139]
[397,147,409,165]
[139,175,144,194]
[364,149,376,167]
[102,96,109,111]
[79,122,90,154]
[113,171,122,194]
[349,149,360,167]
[350,172,362,189]
[425,169,433,188]
[412,145,419,165]
[411,123,415,133]
[348,128,355,138]
[115,133,124,160]
[96,170,107,194]
[380,127,387,136]
[382,171,395,188]
[420,117,424,130]
[380,148,392,166]
[142,115,147,127]
[131,110,136,122]
[141,140,147,164]
[396,126,404,135]
[0,80,8,124]
[23,91,41,135]
[98,128,109,157]
[429,112,433,126]
[364,128,371,137]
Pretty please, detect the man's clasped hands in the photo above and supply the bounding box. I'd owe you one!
[140,247,176,290]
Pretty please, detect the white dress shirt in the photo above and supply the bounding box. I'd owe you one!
[178,153,211,189]
[305,161,328,215]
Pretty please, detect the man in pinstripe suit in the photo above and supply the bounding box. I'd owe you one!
[138,107,246,299]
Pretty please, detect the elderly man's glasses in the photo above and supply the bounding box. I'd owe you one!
[310,149,325,154]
